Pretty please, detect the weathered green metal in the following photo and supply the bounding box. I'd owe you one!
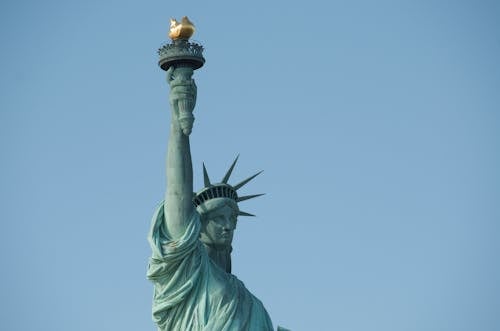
[158,39,205,71]
[147,18,289,331]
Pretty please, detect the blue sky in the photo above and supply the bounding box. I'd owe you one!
[1,0,499,330]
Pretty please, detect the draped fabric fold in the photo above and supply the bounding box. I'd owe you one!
[147,201,274,331]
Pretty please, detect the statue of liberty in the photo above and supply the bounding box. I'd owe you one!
[147,17,287,331]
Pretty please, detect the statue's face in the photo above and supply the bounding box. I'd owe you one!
[200,203,238,247]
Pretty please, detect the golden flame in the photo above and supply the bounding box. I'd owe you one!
[169,16,195,40]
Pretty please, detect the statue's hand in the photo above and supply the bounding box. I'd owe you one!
[167,67,197,135]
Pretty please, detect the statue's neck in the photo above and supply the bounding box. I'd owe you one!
[202,243,232,273]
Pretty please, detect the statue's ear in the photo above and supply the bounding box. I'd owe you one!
[199,211,208,224]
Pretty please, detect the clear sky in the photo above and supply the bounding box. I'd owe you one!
[1,0,499,330]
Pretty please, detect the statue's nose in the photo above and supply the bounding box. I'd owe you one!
[222,218,235,231]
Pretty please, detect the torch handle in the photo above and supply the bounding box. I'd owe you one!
[167,66,197,136]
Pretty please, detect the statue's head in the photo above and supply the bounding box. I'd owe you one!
[193,156,263,249]
[198,198,238,247]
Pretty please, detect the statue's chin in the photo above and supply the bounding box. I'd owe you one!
[200,230,233,246]
[203,240,232,250]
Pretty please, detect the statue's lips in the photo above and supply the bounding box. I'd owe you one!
[219,233,232,239]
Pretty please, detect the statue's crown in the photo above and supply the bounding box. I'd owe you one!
[193,155,264,217]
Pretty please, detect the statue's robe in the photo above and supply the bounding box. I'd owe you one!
[147,202,274,331]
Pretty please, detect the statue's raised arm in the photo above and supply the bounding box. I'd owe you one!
[164,65,196,238]
[148,17,287,331]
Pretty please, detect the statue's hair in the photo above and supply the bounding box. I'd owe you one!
[197,198,238,220]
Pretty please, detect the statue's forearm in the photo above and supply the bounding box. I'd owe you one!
[163,66,197,238]
[165,118,194,238]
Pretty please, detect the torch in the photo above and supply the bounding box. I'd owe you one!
[158,16,205,135]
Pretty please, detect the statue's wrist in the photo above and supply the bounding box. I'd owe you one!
[170,119,182,134]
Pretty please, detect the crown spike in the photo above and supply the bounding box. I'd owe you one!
[202,163,211,187]
[221,154,239,184]
[233,171,263,191]
[238,211,255,217]
[236,193,265,202]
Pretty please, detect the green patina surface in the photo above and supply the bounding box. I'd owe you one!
[147,39,289,330]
